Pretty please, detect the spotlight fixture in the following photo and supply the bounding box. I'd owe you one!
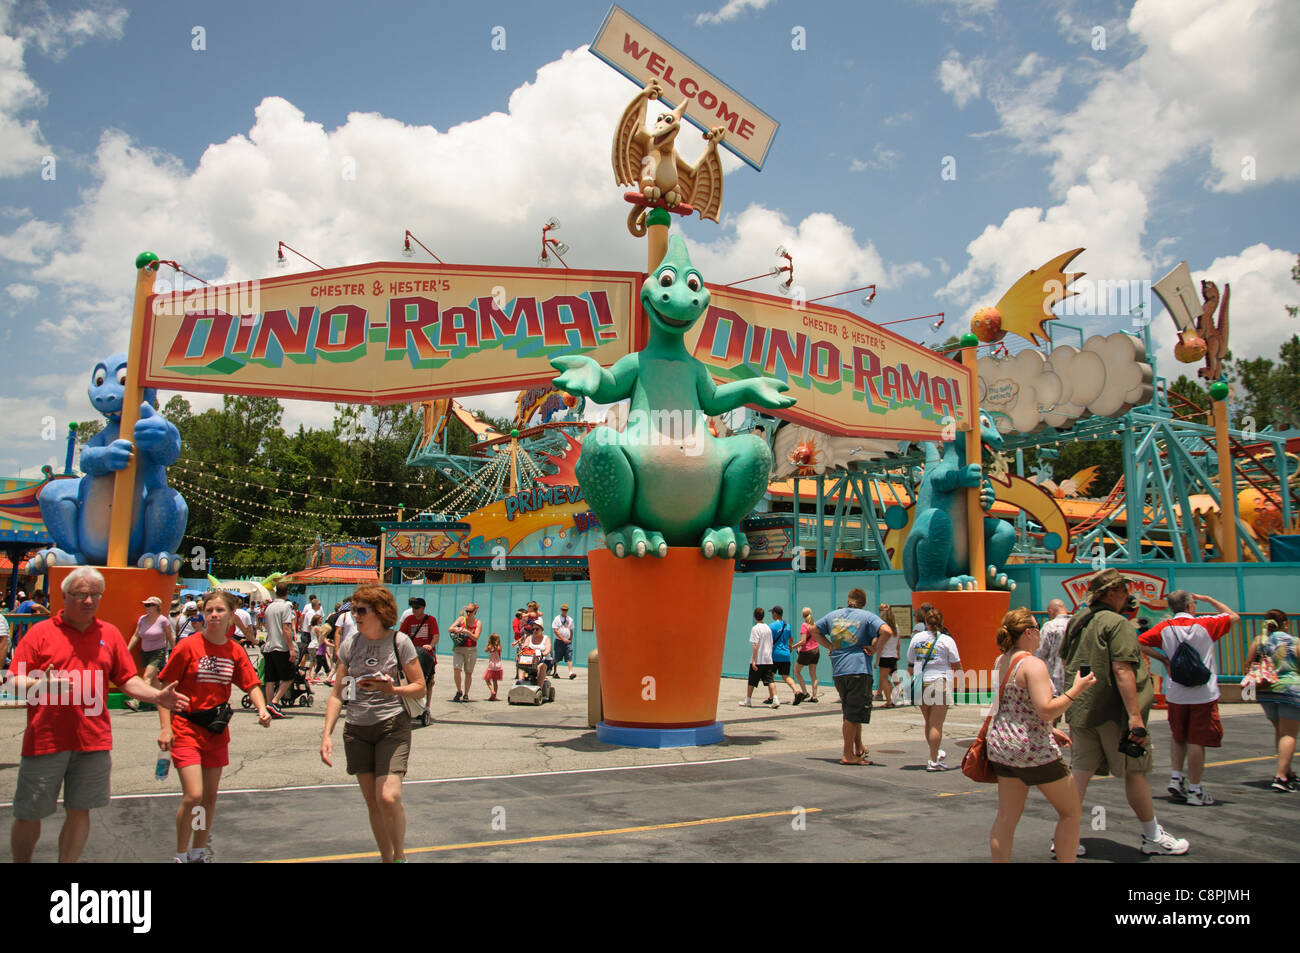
[539,218,571,268]
[402,229,444,264]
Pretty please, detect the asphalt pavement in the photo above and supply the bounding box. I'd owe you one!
[1,658,1294,863]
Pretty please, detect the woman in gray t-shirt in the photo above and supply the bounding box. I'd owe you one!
[320,584,424,863]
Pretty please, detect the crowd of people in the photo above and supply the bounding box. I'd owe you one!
[1,567,1294,864]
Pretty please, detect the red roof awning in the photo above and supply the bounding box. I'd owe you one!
[286,566,378,585]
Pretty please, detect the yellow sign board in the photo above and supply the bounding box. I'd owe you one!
[141,263,640,405]
[591,4,779,170]
[689,286,975,441]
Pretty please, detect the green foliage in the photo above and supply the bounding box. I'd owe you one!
[172,398,461,576]
[1167,375,1210,420]
[1232,335,1300,431]
[73,420,103,446]
[1286,254,1299,319]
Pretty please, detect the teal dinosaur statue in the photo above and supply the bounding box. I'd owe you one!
[902,411,1017,591]
[551,234,794,559]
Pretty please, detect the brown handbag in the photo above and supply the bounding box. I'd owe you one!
[962,651,1030,783]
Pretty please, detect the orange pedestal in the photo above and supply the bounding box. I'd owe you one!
[589,548,732,729]
[912,590,1011,680]
[50,567,177,680]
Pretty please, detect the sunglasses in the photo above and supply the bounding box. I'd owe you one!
[352,605,370,617]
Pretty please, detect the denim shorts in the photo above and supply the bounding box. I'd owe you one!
[1258,697,1300,723]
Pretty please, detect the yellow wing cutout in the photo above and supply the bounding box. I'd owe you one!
[994,248,1085,346]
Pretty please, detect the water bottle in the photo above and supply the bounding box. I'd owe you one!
[154,756,170,781]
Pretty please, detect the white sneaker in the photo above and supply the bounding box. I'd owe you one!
[1186,787,1215,806]
[925,760,950,772]
[937,749,947,763]
[738,699,752,707]
[765,697,780,708]
[1167,775,1187,801]
[1050,840,1087,857]
[1140,828,1190,855]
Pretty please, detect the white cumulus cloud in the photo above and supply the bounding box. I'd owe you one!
[937,52,982,108]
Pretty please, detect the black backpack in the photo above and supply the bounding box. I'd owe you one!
[1168,626,1212,687]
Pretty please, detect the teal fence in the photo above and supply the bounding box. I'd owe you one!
[272,561,1300,682]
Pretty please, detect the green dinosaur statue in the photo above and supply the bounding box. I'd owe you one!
[551,234,794,559]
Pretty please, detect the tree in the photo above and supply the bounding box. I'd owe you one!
[1286,253,1299,319]
[1233,335,1300,431]
[73,420,103,446]
[1167,375,1210,421]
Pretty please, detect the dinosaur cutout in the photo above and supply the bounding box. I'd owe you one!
[612,81,725,236]
[31,353,187,573]
[551,235,792,559]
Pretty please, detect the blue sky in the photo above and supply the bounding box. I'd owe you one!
[1,0,1297,475]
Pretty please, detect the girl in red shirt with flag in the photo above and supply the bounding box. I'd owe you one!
[157,590,271,863]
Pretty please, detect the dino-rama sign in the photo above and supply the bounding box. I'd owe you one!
[590,5,778,170]
[140,261,971,441]
[141,262,641,404]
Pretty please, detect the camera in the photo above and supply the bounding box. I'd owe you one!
[1117,725,1148,758]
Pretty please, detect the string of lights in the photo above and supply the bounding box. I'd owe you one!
[170,462,417,510]
[172,481,362,536]
[171,477,402,521]
[176,458,436,490]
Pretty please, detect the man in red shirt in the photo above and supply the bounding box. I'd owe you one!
[1138,590,1238,806]
[399,597,438,725]
[5,567,189,863]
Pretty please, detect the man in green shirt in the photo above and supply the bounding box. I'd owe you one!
[1061,569,1189,856]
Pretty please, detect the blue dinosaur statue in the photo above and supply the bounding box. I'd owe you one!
[31,353,188,574]
[902,411,1016,591]
[551,234,794,560]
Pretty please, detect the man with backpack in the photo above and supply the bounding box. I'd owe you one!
[1060,569,1189,855]
[1138,590,1239,806]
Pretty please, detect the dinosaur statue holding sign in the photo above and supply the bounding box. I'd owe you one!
[612,80,726,236]
[31,352,188,573]
[903,412,1016,591]
[551,235,793,560]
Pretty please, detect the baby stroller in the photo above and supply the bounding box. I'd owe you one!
[507,648,556,706]
[241,651,314,710]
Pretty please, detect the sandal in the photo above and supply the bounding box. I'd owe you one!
[840,756,875,766]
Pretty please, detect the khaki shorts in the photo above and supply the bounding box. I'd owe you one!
[1069,720,1153,778]
[343,712,412,776]
[453,645,478,673]
[13,750,112,819]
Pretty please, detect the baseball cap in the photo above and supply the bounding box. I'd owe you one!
[183,600,198,613]
[17,590,25,599]
[141,596,163,607]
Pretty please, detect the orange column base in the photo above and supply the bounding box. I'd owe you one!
[912,590,1011,680]
[588,548,732,728]
[50,567,177,680]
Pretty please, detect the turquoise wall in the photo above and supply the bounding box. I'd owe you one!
[300,562,1300,680]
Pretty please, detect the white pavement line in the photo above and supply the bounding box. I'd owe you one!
[0,757,754,808]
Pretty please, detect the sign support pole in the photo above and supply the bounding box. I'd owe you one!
[961,337,986,590]
[1213,398,1239,562]
[108,254,160,568]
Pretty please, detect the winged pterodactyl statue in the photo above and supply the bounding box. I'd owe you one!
[612,81,726,236]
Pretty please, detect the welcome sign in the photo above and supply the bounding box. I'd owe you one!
[590,4,779,170]
[141,262,641,404]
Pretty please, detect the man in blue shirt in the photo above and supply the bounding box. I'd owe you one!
[814,588,891,765]
[769,606,802,705]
